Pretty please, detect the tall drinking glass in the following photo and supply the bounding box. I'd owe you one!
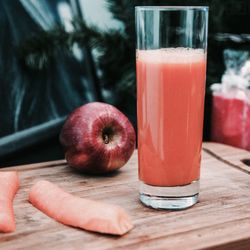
[136,6,208,210]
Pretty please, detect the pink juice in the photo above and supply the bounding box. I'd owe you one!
[137,48,207,186]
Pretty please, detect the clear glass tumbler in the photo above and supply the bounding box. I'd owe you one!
[136,6,208,210]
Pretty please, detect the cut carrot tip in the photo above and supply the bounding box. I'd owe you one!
[0,171,19,233]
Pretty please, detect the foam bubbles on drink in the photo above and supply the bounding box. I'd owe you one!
[137,48,205,64]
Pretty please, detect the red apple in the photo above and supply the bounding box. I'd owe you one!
[60,102,136,174]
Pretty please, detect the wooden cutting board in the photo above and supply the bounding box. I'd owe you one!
[0,142,250,250]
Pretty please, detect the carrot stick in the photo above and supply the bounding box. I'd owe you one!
[29,180,133,235]
[0,171,19,233]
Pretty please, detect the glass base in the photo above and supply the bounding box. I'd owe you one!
[139,180,199,210]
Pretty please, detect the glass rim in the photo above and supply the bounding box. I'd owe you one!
[135,6,209,11]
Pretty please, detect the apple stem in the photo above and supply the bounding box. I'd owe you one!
[103,134,109,144]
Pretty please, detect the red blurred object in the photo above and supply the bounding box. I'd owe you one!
[211,92,250,150]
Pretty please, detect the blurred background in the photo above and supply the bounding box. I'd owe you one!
[0,0,250,166]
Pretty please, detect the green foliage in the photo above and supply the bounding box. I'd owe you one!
[18,0,250,102]
[19,26,70,70]
[18,12,134,94]
[18,0,138,114]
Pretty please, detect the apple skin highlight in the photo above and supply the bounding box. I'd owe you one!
[60,102,136,174]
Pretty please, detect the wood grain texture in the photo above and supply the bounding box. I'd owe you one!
[203,142,250,174]
[0,143,250,250]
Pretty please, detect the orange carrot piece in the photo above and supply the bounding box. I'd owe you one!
[0,171,19,233]
[28,180,133,235]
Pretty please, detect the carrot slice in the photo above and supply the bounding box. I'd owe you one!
[0,171,19,233]
[28,180,133,235]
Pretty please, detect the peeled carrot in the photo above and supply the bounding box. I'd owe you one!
[29,180,133,235]
[0,171,19,233]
